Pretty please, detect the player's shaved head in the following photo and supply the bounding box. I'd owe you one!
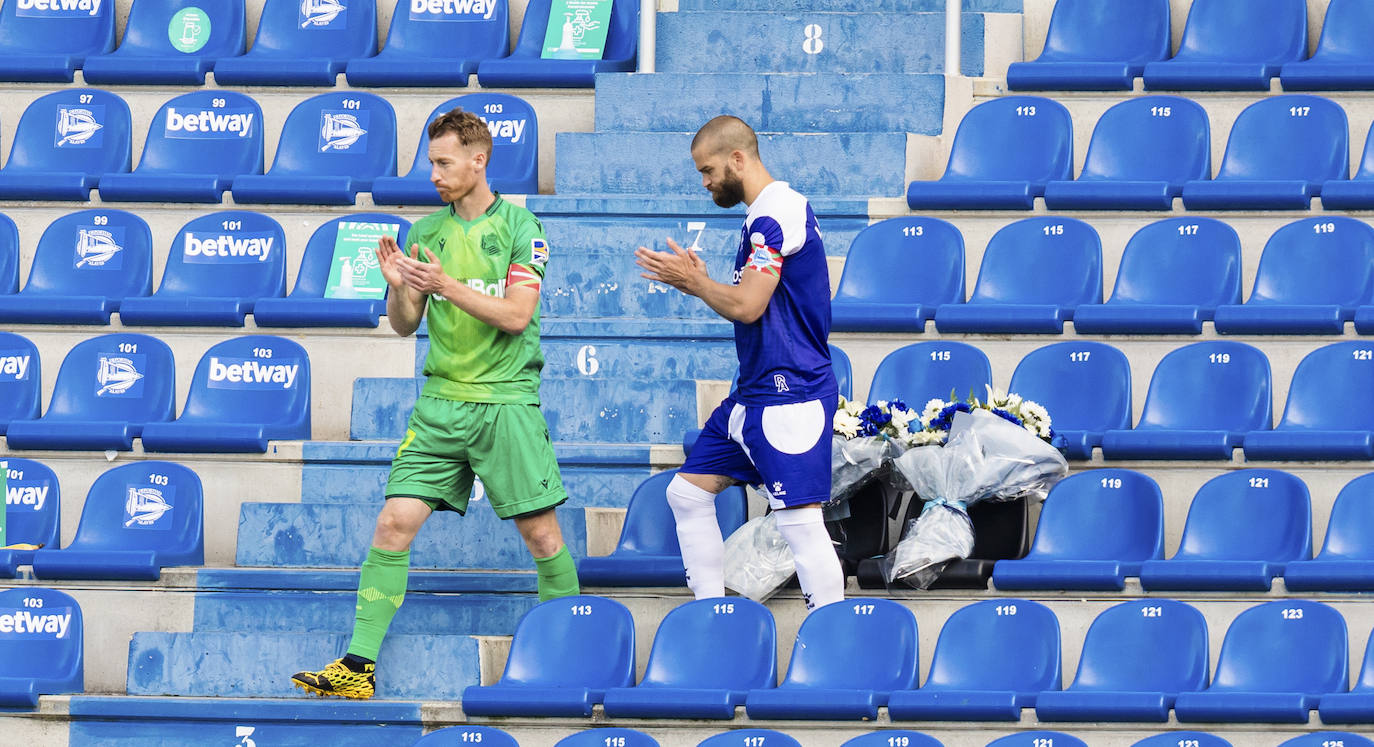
[692,115,760,159]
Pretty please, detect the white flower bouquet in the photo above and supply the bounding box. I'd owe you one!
[885,386,1068,589]
[828,396,937,516]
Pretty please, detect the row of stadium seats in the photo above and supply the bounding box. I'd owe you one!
[0,89,537,203]
[836,214,1374,336]
[461,594,1374,725]
[909,94,1374,211]
[0,332,310,452]
[0,0,636,87]
[999,469,1374,593]
[0,210,410,326]
[1009,0,1374,92]
[0,459,202,580]
[417,726,1370,747]
[864,338,1373,461]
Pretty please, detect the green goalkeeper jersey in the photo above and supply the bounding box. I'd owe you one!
[410,196,550,405]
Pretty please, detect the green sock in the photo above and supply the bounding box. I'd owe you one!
[346,546,410,661]
[534,545,580,601]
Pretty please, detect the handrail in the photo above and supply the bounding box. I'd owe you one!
[946,0,961,77]
[639,0,656,73]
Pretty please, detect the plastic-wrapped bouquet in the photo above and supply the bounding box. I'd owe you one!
[886,387,1068,589]
[829,396,940,511]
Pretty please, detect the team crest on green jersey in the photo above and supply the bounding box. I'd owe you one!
[481,234,501,256]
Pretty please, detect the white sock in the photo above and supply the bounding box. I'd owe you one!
[774,505,845,611]
[665,474,725,599]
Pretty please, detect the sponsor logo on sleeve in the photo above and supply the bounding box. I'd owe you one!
[529,238,548,267]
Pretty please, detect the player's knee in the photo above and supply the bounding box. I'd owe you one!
[516,509,564,557]
[373,511,421,550]
[666,474,717,517]
[773,504,825,529]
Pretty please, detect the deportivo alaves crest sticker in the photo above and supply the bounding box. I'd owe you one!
[168,7,211,53]
[324,222,400,300]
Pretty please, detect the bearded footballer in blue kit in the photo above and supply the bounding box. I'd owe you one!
[634,115,844,612]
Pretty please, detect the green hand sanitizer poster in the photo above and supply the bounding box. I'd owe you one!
[541,0,613,60]
[324,221,401,300]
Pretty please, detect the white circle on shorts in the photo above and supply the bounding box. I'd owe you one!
[761,399,825,455]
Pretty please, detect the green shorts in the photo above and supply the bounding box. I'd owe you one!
[386,395,567,519]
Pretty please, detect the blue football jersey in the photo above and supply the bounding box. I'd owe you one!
[731,181,836,405]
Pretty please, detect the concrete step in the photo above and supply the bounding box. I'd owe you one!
[191,589,537,636]
[302,461,655,510]
[594,73,944,135]
[127,631,478,698]
[554,131,908,197]
[234,502,587,568]
[656,11,986,76]
[348,376,699,444]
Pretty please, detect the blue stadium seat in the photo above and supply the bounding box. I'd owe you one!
[888,599,1061,721]
[1035,599,1209,722]
[372,93,539,204]
[578,471,746,587]
[97,91,264,203]
[345,0,508,87]
[1043,97,1210,210]
[1213,218,1374,334]
[1131,734,1231,747]
[1143,0,1307,90]
[0,209,153,324]
[830,217,964,333]
[0,89,131,201]
[993,470,1163,591]
[602,597,776,719]
[117,211,285,326]
[866,341,991,406]
[0,458,60,578]
[476,0,637,87]
[1100,341,1271,460]
[0,213,16,294]
[29,461,204,580]
[1006,0,1170,91]
[1006,342,1132,459]
[840,733,944,747]
[555,729,659,747]
[1180,95,1348,210]
[906,97,1073,210]
[0,332,40,433]
[745,599,918,720]
[934,217,1101,334]
[412,725,519,746]
[1286,473,1374,591]
[697,731,800,747]
[1323,120,1374,211]
[0,587,83,707]
[985,733,1087,747]
[1138,470,1311,591]
[1071,217,1243,335]
[1281,0,1374,89]
[5,333,174,451]
[139,335,310,453]
[0,0,114,82]
[81,0,245,84]
[212,0,376,85]
[831,343,852,401]
[230,92,396,205]
[1318,627,1374,725]
[1278,735,1374,747]
[1174,600,1347,723]
[462,595,635,717]
[1243,342,1374,460]
[253,213,410,327]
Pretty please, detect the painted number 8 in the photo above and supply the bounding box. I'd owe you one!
[803,23,823,54]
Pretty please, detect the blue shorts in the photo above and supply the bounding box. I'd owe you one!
[680,394,836,509]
